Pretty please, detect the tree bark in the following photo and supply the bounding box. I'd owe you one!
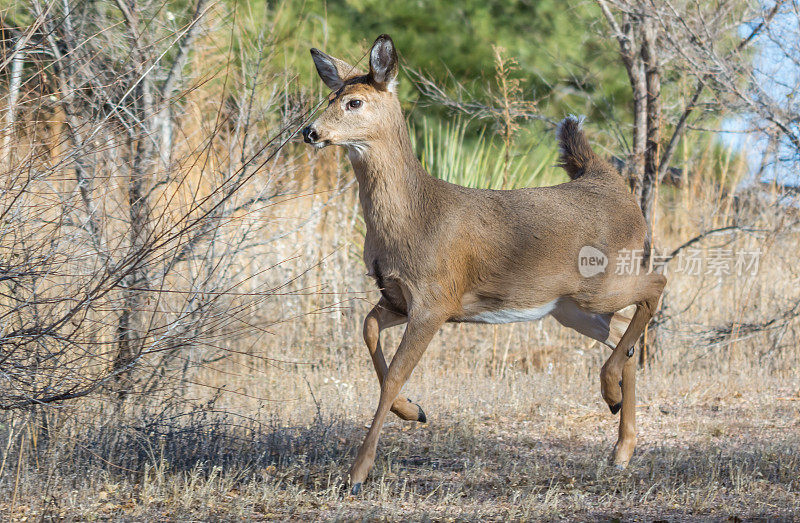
[2,46,24,165]
[640,18,661,242]
[112,0,156,397]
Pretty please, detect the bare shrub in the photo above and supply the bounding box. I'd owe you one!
[0,0,336,409]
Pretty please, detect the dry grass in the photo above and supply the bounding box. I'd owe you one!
[1,350,798,520]
[1,142,799,520]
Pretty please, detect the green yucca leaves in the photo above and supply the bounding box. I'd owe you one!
[410,118,564,190]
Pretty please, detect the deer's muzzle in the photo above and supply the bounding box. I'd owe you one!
[302,126,319,144]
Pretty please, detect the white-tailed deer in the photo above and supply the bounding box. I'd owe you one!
[303,34,665,494]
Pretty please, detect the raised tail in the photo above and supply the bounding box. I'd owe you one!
[556,115,597,179]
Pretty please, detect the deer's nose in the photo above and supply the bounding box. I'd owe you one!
[302,126,319,143]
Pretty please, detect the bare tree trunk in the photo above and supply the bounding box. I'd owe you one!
[640,18,661,242]
[596,2,647,196]
[156,0,209,166]
[113,137,151,396]
[627,21,647,202]
[2,46,24,165]
[34,0,106,254]
[112,0,155,397]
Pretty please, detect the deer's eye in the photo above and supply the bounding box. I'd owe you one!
[346,99,363,110]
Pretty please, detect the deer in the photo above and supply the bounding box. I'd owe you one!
[302,34,666,495]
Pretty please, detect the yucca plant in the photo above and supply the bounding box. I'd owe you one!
[410,118,563,190]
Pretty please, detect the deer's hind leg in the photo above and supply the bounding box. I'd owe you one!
[597,273,665,413]
[363,298,426,422]
[552,300,639,467]
[578,272,665,411]
[553,301,636,468]
[575,272,665,469]
[612,355,637,468]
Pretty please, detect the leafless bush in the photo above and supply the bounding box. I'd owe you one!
[644,0,800,177]
[0,0,333,410]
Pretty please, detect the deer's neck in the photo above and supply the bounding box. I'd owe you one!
[348,128,429,242]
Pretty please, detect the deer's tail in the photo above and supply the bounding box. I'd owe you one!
[556,115,597,180]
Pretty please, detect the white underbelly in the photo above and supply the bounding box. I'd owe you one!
[463,300,557,324]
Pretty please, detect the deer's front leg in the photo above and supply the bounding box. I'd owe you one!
[363,299,426,422]
[349,310,446,494]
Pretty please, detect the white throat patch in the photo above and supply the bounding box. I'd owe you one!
[346,143,368,162]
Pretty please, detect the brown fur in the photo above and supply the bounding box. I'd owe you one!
[304,35,666,493]
[557,115,598,179]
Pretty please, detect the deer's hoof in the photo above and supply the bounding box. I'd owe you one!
[609,402,622,415]
[417,405,427,423]
[350,482,362,496]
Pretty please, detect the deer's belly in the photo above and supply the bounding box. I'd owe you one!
[459,300,557,324]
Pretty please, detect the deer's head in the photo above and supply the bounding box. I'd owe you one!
[303,35,401,155]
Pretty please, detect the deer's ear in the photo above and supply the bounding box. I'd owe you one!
[310,49,346,90]
[368,34,398,92]
[310,49,365,90]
